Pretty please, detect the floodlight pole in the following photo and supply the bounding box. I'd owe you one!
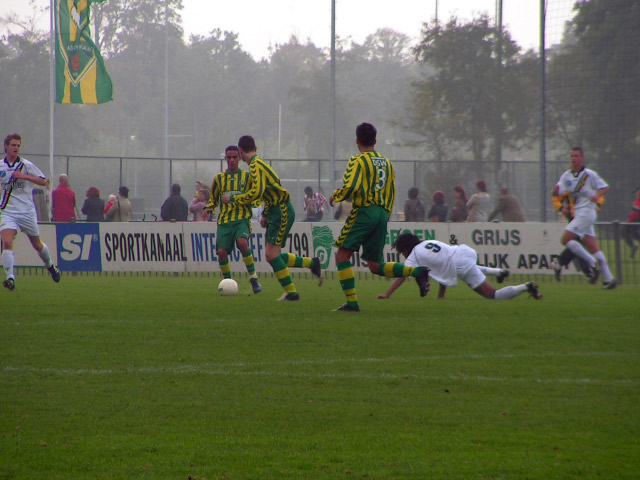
[164,0,170,194]
[539,0,547,221]
[330,0,336,193]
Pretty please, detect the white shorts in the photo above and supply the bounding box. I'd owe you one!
[566,209,596,239]
[455,244,486,290]
[0,210,40,237]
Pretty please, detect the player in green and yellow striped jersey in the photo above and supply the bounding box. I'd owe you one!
[223,135,323,301]
[206,145,262,294]
[330,123,430,312]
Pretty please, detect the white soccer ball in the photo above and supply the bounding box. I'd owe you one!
[218,278,238,296]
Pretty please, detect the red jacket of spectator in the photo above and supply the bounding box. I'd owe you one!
[52,183,76,222]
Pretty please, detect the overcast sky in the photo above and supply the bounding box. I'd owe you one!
[1,0,575,60]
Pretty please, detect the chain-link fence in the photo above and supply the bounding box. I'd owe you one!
[26,152,585,223]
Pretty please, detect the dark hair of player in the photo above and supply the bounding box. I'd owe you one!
[4,133,21,152]
[356,123,376,147]
[225,145,239,155]
[392,233,421,257]
[238,135,257,152]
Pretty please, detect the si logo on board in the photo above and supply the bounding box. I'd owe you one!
[56,223,102,271]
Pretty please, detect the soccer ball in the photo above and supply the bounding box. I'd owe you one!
[218,278,238,296]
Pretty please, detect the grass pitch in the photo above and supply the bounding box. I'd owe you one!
[1,273,639,479]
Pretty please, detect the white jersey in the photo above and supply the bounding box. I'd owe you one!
[404,240,460,286]
[555,168,608,214]
[0,156,45,216]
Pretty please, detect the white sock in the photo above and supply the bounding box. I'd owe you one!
[479,266,501,276]
[38,243,53,268]
[593,251,613,282]
[566,239,596,266]
[2,250,15,279]
[494,284,527,300]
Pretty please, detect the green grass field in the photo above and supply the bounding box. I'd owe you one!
[1,273,639,479]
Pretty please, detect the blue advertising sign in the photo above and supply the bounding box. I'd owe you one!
[56,223,102,271]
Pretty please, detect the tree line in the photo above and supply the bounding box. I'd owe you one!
[1,0,637,219]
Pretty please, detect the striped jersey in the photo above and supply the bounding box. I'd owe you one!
[332,150,395,215]
[555,167,608,214]
[0,156,45,214]
[207,169,254,224]
[233,155,290,210]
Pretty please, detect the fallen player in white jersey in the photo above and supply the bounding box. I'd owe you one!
[377,233,542,301]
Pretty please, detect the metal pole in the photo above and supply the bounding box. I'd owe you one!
[49,0,55,199]
[330,0,336,192]
[278,103,282,157]
[495,0,503,190]
[164,0,170,194]
[539,0,547,221]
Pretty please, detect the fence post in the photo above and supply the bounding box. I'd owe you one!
[613,221,623,285]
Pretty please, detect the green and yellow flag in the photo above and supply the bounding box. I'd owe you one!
[55,0,112,104]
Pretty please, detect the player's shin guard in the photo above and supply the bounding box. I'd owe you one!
[378,262,416,278]
[219,258,232,278]
[2,250,15,279]
[566,239,596,266]
[494,285,526,300]
[280,252,312,269]
[337,260,358,306]
[593,251,613,282]
[558,247,575,267]
[38,243,53,268]
[269,256,297,293]
[242,250,257,276]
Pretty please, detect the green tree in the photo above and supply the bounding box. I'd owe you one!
[546,0,640,218]
[404,16,538,177]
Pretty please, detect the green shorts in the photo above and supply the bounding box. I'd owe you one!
[264,201,295,247]
[335,205,389,263]
[216,219,252,253]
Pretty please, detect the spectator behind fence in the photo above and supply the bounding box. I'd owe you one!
[52,173,76,222]
[81,186,105,222]
[104,194,116,214]
[161,183,188,221]
[624,186,640,258]
[488,188,525,222]
[427,190,448,222]
[404,187,425,222]
[190,189,210,222]
[303,186,327,221]
[105,186,131,222]
[466,179,490,222]
[450,184,468,222]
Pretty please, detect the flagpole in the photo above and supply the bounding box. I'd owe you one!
[49,0,55,207]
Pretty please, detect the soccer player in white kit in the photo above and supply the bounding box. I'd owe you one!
[552,147,615,289]
[377,233,542,301]
[1,133,61,291]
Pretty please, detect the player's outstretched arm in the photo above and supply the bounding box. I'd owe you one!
[376,277,406,299]
[13,171,47,187]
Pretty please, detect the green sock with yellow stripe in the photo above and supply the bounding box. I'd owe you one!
[219,258,232,279]
[243,250,257,276]
[280,252,312,269]
[378,262,417,278]
[337,260,358,307]
[269,256,297,293]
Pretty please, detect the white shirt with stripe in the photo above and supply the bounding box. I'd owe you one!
[555,168,608,214]
[0,156,45,215]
